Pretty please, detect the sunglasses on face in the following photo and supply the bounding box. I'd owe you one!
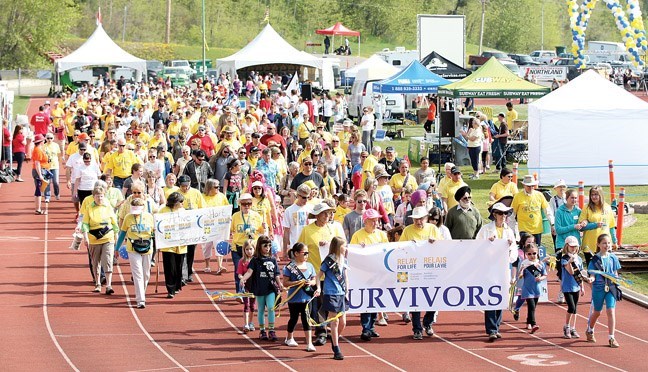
[526,252,538,256]
[461,196,472,201]
[132,191,142,195]
[241,202,252,207]
[303,162,313,166]
[300,251,310,255]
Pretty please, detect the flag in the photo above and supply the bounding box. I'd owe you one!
[286,71,299,93]
[96,7,102,26]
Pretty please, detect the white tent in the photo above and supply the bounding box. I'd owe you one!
[55,24,146,78]
[528,70,648,186]
[344,54,395,79]
[217,24,322,76]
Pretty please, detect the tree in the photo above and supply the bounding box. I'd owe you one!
[0,0,80,68]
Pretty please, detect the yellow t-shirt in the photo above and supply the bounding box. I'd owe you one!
[489,180,519,201]
[231,210,264,247]
[252,196,274,230]
[333,206,351,224]
[43,142,61,170]
[81,202,119,245]
[105,151,141,178]
[157,206,187,254]
[506,109,518,127]
[351,228,388,245]
[178,188,206,210]
[442,179,468,210]
[362,155,379,186]
[204,193,229,207]
[120,212,155,254]
[579,204,617,253]
[389,173,418,194]
[148,136,167,150]
[163,186,180,199]
[300,222,344,274]
[511,190,548,234]
[400,223,443,242]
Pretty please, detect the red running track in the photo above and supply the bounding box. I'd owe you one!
[0,98,646,371]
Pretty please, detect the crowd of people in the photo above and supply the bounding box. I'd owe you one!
[1,72,624,360]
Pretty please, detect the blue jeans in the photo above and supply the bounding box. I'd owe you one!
[484,310,502,335]
[113,176,127,190]
[493,141,506,169]
[360,312,377,333]
[47,168,60,198]
[411,311,436,332]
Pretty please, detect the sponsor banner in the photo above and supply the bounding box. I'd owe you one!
[521,66,568,81]
[154,206,233,249]
[340,239,512,313]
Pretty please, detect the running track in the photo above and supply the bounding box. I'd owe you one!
[0,98,646,371]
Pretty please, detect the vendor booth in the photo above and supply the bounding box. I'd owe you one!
[420,51,471,80]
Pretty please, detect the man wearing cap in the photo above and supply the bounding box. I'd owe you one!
[351,208,388,341]
[177,174,206,283]
[104,138,142,189]
[379,146,401,177]
[399,206,443,339]
[440,166,467,212]
[282,184,313,256]
[492,113,509,170]
[445,186,483,240]
[477,202,518,342]
[256,148,279,191]
[188,125,215,158]
[260,124,287,157]
[30,105,51,137]
[181,149,213,193]
[230,193,264,291]
[298,202,346,346]
[511,175,549,245]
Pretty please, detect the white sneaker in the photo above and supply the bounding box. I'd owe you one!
[243,324,251,333]
[557,292,565,304]
[376,318,388,326]
[284,338,299,347]
[306,344,316,352]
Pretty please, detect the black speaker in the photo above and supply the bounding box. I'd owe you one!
[440,111,456,137]
[302,83,312,100]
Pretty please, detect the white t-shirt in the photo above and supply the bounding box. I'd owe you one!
[282,203,313,249]
[72,163,101,191]
[361,113,375,131]
[144,159,166,187]
[323,99,334,117]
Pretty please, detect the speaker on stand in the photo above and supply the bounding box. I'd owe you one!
[302,83,313,101]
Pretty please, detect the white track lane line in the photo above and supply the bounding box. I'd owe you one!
[194,273,297,372]
[547,299,648,344]
[500,318,627,372]
[116,264,189,372]
[340,335,407,371]
[42,204,81,371]
[433,334,516,371]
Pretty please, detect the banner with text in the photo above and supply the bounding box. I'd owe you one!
[520,66,568,81]
[344,240,511,313]
[154,206,233,249]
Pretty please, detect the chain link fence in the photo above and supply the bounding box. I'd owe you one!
[0,69,52,96]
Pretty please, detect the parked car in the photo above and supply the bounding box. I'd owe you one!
[553,58,582,80]
[508,54,541,66]
[146,60,163,80]
[164,60,196,80]
[161,67,190,87]
[529,50,558,64]
[468,51,515,68]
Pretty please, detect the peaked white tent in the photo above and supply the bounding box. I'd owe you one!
[217,24,322,76]
[528,70,648,186]
[55,24,146,79]
[344,54,395,79]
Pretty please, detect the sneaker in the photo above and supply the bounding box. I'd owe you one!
[55,195,60,200]
[369,330,380,338]
[259,330,268,341]
[136,303,146,309]
[557,292,565,304]
[186,277,194,283]
[586,330,596,343]
[268,330,278,341]
[383,313,389,321]
[413,331,423,340]
[425,325,434,336]
[306,344,316,352]
[563,325,572,339]
[314,335,327,346]
[376,318,388,326]
[571,329,580,338]
[402,313,411,324]
[531,325,540,334]
[204,267,211,273]
[333,349,344,360]
[609,337,619,348]
[93,285,101,292]
[45,198,50,203]
[243,324,251,333]
[495,332,502,339]
[150,261,155,267]
[105,287,114,295]
[512,310,519,321]
[360,331,372,341]
[284,338,298,347]
[166,293,174,299]
[488,333,498,342]
[248,323,255,331]
[526,324,533,330]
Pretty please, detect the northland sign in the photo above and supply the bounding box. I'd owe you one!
[335,240,512,313]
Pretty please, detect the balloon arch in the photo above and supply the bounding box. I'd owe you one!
[567,0,647,69]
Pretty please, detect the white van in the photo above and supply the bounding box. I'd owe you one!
[348,66,405,119]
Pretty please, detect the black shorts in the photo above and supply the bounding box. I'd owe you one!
[321,294,348,313]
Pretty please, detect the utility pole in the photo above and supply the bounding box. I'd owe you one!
[165,0,171,44]
[479,0,487,55]
[541,0,545,50]
[202,0,206,80]
[122,5,127,42]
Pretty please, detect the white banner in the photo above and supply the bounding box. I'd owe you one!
[341,240,512,313]
[154,206,233,249]
[520,66,567,81]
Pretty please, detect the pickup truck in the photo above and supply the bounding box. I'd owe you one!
[468,51,515,68]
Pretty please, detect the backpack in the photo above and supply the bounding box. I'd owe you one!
[487,119,498,138]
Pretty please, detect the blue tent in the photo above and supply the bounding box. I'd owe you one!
[374,60,451,94]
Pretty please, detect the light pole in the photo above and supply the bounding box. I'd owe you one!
[201,0,206,80]
[479,0,487,55]
[541,0,545,50]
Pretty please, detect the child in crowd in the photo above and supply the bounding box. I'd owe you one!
[586,233,622,348]
[282,242,317,351]
[560,236,588,339]
[241,235,283,341]
[333,194,351,224]
[511,232,535,321]
[518,242,547,334]
[236,239,256,332]
[394,187,413,226]
[318,236,349,360]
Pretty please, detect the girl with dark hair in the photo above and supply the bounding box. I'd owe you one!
[282,242,317,351]
[158,192,186,298]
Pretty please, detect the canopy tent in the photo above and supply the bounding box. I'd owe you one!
[55,24,146,78]
[341,55,393,86]
[438,57,550,98]
[316,22,361,56]
[420,51,471,80]
[528,70,648,186]
[217,24,322,76]
[374,60,451,93]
